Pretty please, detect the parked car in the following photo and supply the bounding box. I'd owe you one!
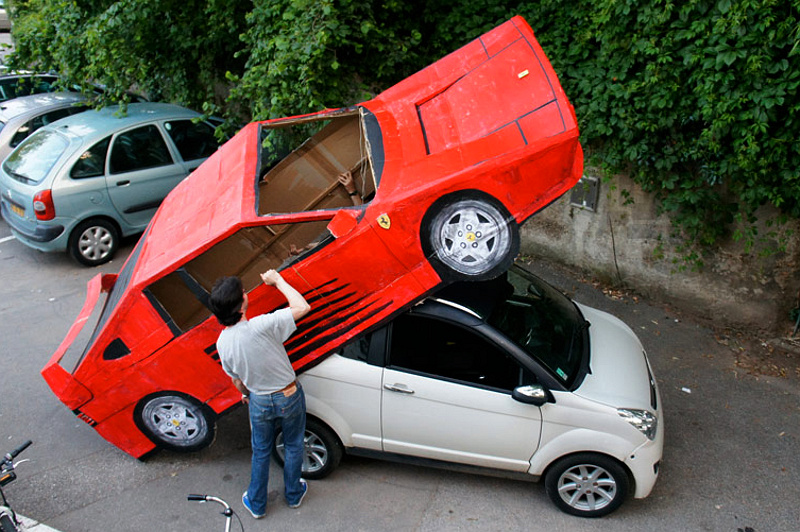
[41,17,585,461]
[273,264,663,517]
[0,102,221,265]
[0,69,148,103]
[0,72,60,102]
[0,92,89,162]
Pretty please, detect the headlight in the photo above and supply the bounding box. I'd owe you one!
[618,408,658,440]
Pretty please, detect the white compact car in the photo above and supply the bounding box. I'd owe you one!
[274,264,663,518]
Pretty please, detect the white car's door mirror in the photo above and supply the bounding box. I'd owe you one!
[512,384,552,406]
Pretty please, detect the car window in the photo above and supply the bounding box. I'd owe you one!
[0,76,58,102]
[71,137,111,179]
[340,335,371,362]
[164,120,217,161]
[2,129,68,185]
[256,113,376,215]
[10,107,85,148]
[388,313,533,391]
[109,124,173,174]
[146,221,331,333]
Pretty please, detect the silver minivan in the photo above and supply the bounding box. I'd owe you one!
[0,103,220,265]
[0,92,89,163]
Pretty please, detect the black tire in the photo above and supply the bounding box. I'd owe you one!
[68,218,120,266]
[420,190,520,282]
[273,418,343,480]
[544,453,630,518]
[135,393,216,453]
[0,512,18,532]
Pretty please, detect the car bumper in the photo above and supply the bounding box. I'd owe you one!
[1,200,66,249]
[624,410,664,499]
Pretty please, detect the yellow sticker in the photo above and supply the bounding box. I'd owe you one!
[377,214,391,230]
[466,232,476,242]
[171,419,181,427]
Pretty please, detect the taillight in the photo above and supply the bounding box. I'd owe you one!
[33,189,56,221]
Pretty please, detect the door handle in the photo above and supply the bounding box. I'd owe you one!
[116,180,131,187]
[384,383,414,395]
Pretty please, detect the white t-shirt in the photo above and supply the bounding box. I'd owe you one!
[217,307,297,395]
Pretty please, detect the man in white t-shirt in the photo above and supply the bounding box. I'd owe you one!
[209,269,311,519]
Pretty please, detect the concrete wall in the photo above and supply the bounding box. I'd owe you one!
[520,170,800,333]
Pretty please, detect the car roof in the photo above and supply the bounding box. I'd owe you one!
[46,102,201,143]
[0,70,58,80]
[131,121,259,284]
[0,92,87,120]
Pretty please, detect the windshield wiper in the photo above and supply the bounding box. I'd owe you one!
[8,170,34,184]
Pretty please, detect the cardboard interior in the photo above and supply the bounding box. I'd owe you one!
[147,112,380,332]
[148,221,331,331]
[258,114,376,215]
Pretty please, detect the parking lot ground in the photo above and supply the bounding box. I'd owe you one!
[1,222,798,531]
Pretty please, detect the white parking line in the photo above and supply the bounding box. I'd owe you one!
[0,235,15,244]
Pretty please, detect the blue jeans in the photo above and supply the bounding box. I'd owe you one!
[246,384,306,514]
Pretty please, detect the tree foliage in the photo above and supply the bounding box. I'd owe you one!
[6,0,800,255]
[8,0,248,108]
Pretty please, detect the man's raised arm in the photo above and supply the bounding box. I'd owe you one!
[261,270,311,321]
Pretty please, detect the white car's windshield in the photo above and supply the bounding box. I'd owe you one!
[437,265,589,388]
[487,266,588,387]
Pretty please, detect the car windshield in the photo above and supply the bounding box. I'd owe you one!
[490,266,588,387]
[3,129,69,185]
[438,265,588,388]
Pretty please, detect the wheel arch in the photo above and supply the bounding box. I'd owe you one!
[305,413,346,450]
[69,214,123,238]
[530,428,637,489]
[303,393,356,449]
[132,389,218,452]
[539,450,635,494]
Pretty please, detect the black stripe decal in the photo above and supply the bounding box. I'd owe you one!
[289,300,393,362]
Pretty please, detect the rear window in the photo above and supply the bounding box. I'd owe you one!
[2,129,69,185]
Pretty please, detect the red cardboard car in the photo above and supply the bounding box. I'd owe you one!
[43,16,583,458]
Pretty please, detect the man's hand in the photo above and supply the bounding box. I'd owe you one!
[260,269,282,286]
[338,171,363,206]
[261,269,311,320]
[232,378,250,404]
[337,171,356,194]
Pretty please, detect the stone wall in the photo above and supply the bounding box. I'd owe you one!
[519,170,800,333]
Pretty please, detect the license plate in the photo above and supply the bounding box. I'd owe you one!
[9,202,24,217]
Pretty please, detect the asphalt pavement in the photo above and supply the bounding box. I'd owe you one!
[0,219,798,532]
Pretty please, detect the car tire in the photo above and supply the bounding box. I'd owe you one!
[544,453,630,518]
[68,218,120,266]
[421,191,519,282]
[135,393,216,453]
[273,418,343,480]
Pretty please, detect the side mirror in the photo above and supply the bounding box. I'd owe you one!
[327,209,359,238]
[512,384,552,406]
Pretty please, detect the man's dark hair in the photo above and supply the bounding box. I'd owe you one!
[209,276,244,326]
